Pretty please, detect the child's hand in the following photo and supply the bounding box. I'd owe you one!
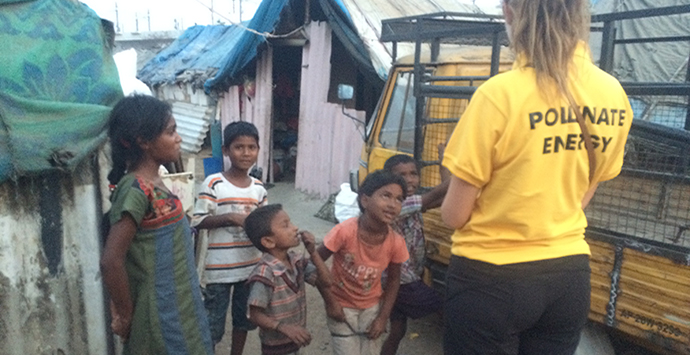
[366,315,387,339]
[300,231,316,254]
[110,301,132,340]
[438,142,447,161]
[277,323,312,347]
[325,301,346,323]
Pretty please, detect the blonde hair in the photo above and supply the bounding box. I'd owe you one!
[506,0,596,182]
[507,0,590,97]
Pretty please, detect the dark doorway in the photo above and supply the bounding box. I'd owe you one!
[271,46,302,182]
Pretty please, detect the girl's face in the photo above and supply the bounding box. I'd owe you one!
[360,183,404,225]
[142,116,182,164]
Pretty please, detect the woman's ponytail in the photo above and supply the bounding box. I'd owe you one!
[506,0,595,182]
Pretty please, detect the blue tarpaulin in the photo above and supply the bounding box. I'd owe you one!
[204,0,291,93]
[138,25,246,87]
[138,0,370,93]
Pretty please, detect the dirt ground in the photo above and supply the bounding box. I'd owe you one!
[213,182,445,355]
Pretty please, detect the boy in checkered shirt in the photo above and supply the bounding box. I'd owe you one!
[244,204,332,355]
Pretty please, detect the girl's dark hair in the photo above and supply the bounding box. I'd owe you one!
[383,154,418,172]
[245,204,283,252]
[223,121,260,148]
[357,170,407,213]
[107,95,172,185]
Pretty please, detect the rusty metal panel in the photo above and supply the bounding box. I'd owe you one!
[0,166,109,354]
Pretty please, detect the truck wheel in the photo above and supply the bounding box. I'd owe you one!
[574,322,615,355]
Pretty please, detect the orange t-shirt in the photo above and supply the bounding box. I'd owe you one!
[323,217,409,309]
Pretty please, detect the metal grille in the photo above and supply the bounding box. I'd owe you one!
[419,96,468,188]
[630,96,688,130]
[585,120,690,248]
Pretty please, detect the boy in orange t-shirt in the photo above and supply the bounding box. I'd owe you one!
[317,170,410,355]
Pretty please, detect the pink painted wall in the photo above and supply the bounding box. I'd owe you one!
[295,22,366,198]
[219,47,273,182]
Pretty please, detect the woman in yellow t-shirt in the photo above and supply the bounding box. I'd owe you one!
[440,0,632,354]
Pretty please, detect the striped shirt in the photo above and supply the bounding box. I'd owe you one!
[247,252,317,355]
[191,173,267,283]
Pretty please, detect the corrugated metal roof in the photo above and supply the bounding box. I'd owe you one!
[138,25,245,87]
[172,100,214,153]
[339,0,485,78]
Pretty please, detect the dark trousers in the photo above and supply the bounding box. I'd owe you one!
[443,255,591,355]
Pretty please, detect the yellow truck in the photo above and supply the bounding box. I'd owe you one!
[345,8,690,355]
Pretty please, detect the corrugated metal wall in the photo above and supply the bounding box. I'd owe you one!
[157,84,215,154]
[295,22,365,198]
[0,162,109,354]
[219,47,273,183]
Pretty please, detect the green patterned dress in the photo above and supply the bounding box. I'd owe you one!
[109,173,213,355]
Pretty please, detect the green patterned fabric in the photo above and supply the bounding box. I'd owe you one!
[0,0,123,183]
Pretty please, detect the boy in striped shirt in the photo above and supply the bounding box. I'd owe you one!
[192,122,267,354]
[245,204,332,355]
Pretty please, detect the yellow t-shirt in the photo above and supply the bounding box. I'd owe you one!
[442,42,633,265]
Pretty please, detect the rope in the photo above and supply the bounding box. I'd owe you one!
[189,0,305,38]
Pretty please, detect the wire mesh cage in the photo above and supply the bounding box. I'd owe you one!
[416,79,690,249]
[585,118,690,248]
[419,96,468,189]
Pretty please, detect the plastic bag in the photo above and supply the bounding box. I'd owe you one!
[334,183,361,223]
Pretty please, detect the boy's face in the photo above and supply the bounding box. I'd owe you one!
[263,210,301,250]
[360,183,404,225]
[223,135,259,171]
[390,162,419,196]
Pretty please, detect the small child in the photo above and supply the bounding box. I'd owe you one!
[191,121,267,353]
[244,204,332,355]
[101,95,213,355]
[317,170,410,355]
[380,154,448,355]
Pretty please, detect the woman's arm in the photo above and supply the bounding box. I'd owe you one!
[581,183,599,209]
[100,214,137,339]
[441,176,480,229]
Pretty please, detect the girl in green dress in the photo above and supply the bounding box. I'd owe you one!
[101,95,213,355]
